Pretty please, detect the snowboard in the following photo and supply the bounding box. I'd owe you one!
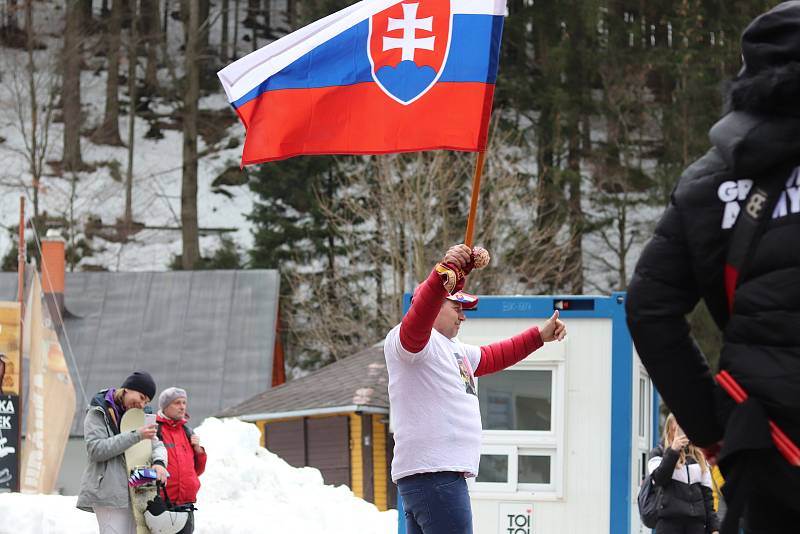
[120,408,156,534]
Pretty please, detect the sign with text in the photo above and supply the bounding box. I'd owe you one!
[0,394,20,490]
[498,502,534,534]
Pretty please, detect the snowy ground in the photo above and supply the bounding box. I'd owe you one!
[0,417,397,534]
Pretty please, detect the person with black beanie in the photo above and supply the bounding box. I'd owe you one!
[76,371,169,534]
[626,3,800,534]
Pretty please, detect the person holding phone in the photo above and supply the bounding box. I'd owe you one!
[648,414,720,534]
[155,387,207,533]
[77,371,168,534]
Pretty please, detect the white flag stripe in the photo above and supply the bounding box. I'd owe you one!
[218,0,401,103]
[451,0,506,16]
[217,0,507,104]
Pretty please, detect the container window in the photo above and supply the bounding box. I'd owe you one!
[479,370,552,431]
[476,454,509,483]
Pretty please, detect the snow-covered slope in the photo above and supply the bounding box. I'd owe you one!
[0,2,253,271]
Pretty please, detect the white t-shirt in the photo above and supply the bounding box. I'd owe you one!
[384,324,483,482]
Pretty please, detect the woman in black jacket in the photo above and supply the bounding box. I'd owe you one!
[648,414,720,534]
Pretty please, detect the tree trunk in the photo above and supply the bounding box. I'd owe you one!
[232,0,239,60]
[244,0,258,26]
[25,0,39,220]
[62,0,83,172]
[198,0,210,58]
[181,0,200,269]
[262,0,270,35]
[80,0,93,32]
[6,0,19,30]
[124,0,138,236]
[141,0,160,96]
[92,0,123,146]
[285,0,293,30]
[565,1,587,294]
[220,0,229,61]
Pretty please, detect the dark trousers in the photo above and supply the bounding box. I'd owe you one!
[184,510,194,534]
[397,471,473,534]
[655,519,706,534]
[742,480,799,534]
[721,449,800,534]
[169,506,195,534]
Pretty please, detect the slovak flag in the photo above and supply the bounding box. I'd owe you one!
[218,0,506,165]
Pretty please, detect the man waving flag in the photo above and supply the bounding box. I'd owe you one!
[218,0,506,166]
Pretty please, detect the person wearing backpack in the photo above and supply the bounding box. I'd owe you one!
[626,3,800,533]
[156,387,207,533]
[646,414,719,534]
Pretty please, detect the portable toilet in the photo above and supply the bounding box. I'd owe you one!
[396,292,659,534]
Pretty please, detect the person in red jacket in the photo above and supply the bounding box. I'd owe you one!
[156,387,207,533]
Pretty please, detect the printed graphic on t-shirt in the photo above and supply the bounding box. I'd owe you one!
[454,353,477,396]
[718,167,800,229]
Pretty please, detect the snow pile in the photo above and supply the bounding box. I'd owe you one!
[0,493,98,534]
[194,417,397,533]
[0,417,397,534]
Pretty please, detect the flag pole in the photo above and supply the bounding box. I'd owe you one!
[15,196,24,492]
[464,150,486,248]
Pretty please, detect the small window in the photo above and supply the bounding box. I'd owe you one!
[518,454,551,485]
[479,369,553,431]
[477,454,509,483]
[473,446,516,492]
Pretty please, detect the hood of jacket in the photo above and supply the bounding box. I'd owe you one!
[710,64,800,179]
[156,412,189,428]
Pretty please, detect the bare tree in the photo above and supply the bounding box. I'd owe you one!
[91,0,123,146]
[79,0,93,32]
[23,0,56,221]
[181,0,200,268]
[220,0,229,61]
[124,0,138,235]
[62,0,84,171]
[141,0,161,96]
[5,0,17,25]
[283,128,576,367]
[198,0,210,59]
[232,0,240,60]
[0,0,27,50]
[1,0,58,223]
[585,61,656,292]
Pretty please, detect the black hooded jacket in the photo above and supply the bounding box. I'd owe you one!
[626,23,800,463]
[648,446,720,532]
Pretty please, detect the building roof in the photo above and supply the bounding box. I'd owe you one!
[0,270,280,436]
[218,345,388,421]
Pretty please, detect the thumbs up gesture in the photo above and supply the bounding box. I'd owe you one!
[540,310,567,342]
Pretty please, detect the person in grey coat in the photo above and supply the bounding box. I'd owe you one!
[77,371,168,534]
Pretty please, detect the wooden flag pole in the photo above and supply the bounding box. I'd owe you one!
[464,150,486,248]
[15,196,24,492]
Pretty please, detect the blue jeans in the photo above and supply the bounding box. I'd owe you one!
[397,471,473,534]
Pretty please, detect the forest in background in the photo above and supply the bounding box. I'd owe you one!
[1,0,767,372]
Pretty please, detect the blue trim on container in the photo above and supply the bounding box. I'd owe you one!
[403,293,621,319]
[653,388,661,448]
[231,15,503,110]
[609,291,633,534]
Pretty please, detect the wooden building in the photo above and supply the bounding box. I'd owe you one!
[218,346,396,511]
